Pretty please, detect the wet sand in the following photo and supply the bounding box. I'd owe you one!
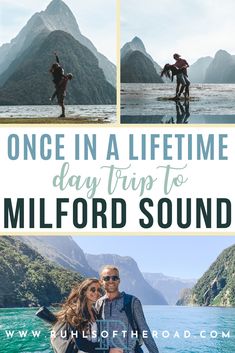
[0,116,112,124]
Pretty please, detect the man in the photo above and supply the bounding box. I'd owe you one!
[96,265,159,353]
[173,53,190,99]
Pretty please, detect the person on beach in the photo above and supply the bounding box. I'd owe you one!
[52,278,122,353]
[96,265,160,353]
[49,52,65,92]
[49,52,73,117]
[173,53,190,99]
[54,73,73,117]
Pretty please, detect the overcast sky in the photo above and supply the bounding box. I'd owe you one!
[121,0,235,66]
[0,0,116,63]
[74,236,235,279]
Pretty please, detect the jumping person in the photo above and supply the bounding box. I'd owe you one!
[173,53,190,99]
[96,265,160,353]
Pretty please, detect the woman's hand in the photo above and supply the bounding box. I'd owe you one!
[110,348,123,353]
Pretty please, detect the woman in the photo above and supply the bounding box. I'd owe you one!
[52,278,103,353]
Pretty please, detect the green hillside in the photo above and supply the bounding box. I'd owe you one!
[121,50,163,83]
[191,244,235,306]
[0,30,116,105]
[0,236,83,307]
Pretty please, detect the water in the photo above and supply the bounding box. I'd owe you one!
[1,306,235,353]
[121,83,235,124]
[0,105,116,122]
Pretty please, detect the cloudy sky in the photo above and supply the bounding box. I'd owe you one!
[74,236,235,279]
[0,0,116,63]
[121,0,235,66]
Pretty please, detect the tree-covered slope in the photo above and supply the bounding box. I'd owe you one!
[0,236,83,307]
[190,244,235,306]
[121,50,163,83]
[0,30,116,105]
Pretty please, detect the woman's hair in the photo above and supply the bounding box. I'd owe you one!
[49,63,59,73]
[161,64,171,79]
[55,278,100,332]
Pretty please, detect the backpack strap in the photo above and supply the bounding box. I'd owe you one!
[122,293,137,332]
[122,293,143,347]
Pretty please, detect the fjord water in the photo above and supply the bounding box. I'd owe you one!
[0,105,116,122]
[121,83,235,124]
[1,306,235,353]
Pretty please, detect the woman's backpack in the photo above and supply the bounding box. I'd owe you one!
[51,320,79,353]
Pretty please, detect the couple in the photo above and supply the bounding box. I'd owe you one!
[52,265,160,353]
[49,52,73,118]
[161,53,190,100]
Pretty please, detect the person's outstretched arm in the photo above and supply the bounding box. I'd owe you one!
[54,51,60,64]
[133,299,159,353]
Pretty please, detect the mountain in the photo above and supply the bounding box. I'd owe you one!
[0,30,116,105]
[86,253,167,305]
[0,0,115,87]
[17,235,98,278]
[143,273,196,305]
[204,50,235,83]
[121,50,163,83]
[0,236,83,307]
[188,56,213,83]
[176,288,192,306]
[181,244,235,306]
[121,37,162,75]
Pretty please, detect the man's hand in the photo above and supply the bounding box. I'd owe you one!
[110,348,123,353]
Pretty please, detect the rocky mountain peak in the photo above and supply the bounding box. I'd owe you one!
[45,0,70,15]
[132,36,145,46]
[214,49,231,58]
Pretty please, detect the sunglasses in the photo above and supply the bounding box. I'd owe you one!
[89,287,102,294]
[102,275,120,282]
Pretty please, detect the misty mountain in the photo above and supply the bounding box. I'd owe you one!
[17,236,98,277]
[121,37,162,75]
[0,30,116,105]
[204,50,235,83]
[188,56,213,83]
[0,0,115,87]
[121,50,163,83]
[143,272,196,305]
[86,253,167,305]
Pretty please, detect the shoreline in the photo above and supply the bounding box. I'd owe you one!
[0,116,112,124]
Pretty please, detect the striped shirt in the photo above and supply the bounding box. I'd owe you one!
[96,292,159,353]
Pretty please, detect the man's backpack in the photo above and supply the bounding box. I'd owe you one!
[121,293,143,347]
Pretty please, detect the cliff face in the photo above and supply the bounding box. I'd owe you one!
[143,272,196,305]
[0,30,116,105]
[204,50,235,83]
[185,244,235,307]
[0,236,83,307]
[121,37,163,83]
[121,50,163,83]
[0,0,115,86]
[188,56,213,83]
[86,253,168,305]
[18,235,98,277]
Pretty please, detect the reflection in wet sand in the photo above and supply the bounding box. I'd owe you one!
[121,83,235,124]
